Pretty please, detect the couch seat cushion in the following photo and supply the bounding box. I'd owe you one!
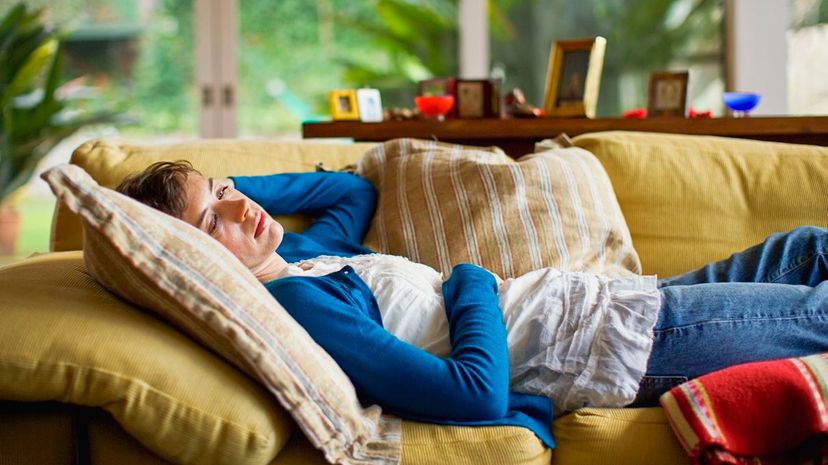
[400,422,551,465]
[553,407,689,464]
[269,422,551,465]
[0,252,294,465]
[269,409,685,465]
[80,418,552,465]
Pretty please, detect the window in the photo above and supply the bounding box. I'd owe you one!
[0,0,195,260]
[2,0,822,263]
[490,0,725,117]
[788,0,828,114]
[13,0,200,138]
[236,1,374,137]
[236,0,447,137]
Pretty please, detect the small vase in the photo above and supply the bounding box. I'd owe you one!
[0,205,20,256]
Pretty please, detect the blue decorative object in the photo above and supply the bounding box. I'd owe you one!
[723,92,761,116]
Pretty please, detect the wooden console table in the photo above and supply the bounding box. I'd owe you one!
[303,116,828,157]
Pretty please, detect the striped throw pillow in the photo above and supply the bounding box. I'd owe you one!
[357,138,641,278]
[41,164,401,465]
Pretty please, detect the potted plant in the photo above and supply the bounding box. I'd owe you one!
[0,3,120,255]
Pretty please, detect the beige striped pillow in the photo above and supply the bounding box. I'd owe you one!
[358,138,640,278]
[41,164,401,465]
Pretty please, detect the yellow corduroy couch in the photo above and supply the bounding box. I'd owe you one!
[2,131,827,465]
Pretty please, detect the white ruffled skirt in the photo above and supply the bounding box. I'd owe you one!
[499,268,661,413]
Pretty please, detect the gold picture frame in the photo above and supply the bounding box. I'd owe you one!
[543,37,606,118]
[329,89,360,120]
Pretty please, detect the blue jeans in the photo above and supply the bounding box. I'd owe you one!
[633,226,828,406]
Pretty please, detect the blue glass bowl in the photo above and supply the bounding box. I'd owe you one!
[723,92,761,112]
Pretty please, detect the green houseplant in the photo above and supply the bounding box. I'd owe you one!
[0,3,119,254]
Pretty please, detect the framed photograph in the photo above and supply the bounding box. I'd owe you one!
[543,37,606,118]
[356,88,383,123]
[457,80,486,118]
[418,77,456,97]
[455,79,500,118]
[489,77,503,117]
[647,71,689,118]
[329,89,359,120]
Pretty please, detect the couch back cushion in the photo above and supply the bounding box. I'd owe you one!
[52,139,374,251]
[573,131,828,278]
[357,138,641,278]
[42,164,401,465]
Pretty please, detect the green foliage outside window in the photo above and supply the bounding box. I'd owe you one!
[0,0,727,133]
[0,0,390,135]
[790,0,828,28]
[0,2,121,205]
[236,0,386,134]
[336,0,519,107]
[130,0,194,133]
[336,0,723,117]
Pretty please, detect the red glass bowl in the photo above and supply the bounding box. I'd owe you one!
[415,95,455,119]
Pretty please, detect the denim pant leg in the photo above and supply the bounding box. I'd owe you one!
[658,226,828,287]
[632,280,828,406]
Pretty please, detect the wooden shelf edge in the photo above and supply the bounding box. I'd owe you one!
[303,116,828,155]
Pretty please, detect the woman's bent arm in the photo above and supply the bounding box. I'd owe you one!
[231,172,376,244]
[265,264,509,422]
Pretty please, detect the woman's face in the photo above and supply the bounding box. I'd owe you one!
[180,173,284,271]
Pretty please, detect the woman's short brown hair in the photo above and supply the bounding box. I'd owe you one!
[116,160,200,218]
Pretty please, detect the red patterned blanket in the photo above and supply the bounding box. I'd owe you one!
[660,353,828,465]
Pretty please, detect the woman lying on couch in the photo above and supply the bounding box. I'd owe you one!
[118,161,828,444]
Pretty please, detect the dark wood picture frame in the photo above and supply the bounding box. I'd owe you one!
[647,71,690,118]
[418,77,456,97]
[455,78,501,119]
[543,37,606,118]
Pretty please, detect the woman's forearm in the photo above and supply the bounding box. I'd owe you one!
[267,267,510,422]
[231,171,377,243]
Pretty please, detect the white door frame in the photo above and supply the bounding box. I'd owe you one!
[725,0,789,115]
[194,0,237,138]
[459,0,489,78]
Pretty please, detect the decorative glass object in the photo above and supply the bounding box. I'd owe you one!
[415,95,455,121]
[723,92,761,117]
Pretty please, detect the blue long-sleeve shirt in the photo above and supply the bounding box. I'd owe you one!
[232,172,555,448]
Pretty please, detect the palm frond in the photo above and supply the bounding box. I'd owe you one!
[0,2,124,205]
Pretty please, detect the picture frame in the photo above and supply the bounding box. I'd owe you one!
[455,78,501,118]
[356,88,383,123]
[329,89,359,120]
[418,77,456,97]
[543,36,606,118]
[418,77,457,118]
[647,71,689,118]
